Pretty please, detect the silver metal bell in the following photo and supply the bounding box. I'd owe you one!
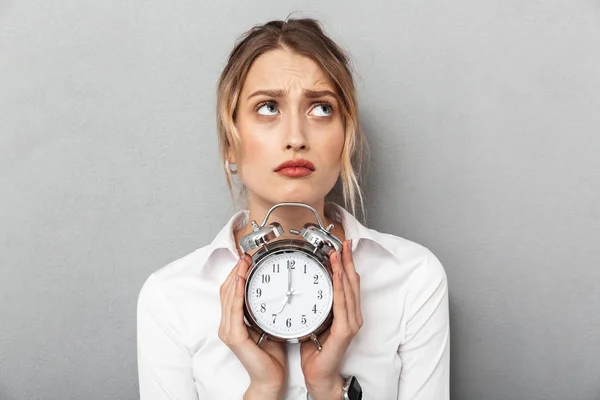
[239,222,284,253]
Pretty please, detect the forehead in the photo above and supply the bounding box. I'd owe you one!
[241,48,333,92]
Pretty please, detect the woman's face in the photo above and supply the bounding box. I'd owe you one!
[232,48,345,207]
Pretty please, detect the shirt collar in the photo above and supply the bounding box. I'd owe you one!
[206,202,395,265]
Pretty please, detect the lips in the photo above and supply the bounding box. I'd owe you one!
[274,159,315,178]
[274,159,315,172]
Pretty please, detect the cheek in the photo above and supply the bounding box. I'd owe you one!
[318,125,345,163]
[236,129,275,177]
[240,136,265,158]
[325,118,345,153]
[332,131,345,158]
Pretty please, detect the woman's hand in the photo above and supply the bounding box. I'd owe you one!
[218,255,287,400]
[299,240,363,400]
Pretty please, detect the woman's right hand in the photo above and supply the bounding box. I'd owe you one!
[218,254,287,399]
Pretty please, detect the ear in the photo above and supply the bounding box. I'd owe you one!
[226,147,236,164]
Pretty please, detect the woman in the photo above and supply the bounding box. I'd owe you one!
[137,18,450,400]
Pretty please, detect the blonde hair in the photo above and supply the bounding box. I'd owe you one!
[216,17,369,220]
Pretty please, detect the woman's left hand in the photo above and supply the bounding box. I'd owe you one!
[300,239,363,400]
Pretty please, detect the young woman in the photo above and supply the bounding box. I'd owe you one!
[137,18,450,400]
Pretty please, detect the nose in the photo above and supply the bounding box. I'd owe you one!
[284,111,309,152]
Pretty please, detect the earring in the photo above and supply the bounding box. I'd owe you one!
[226,160,238,175]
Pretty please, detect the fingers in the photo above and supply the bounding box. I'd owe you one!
[324,240,363,357]
[340,259,358,333]
[222,254,251,288]
[222,256,242,287]
[230,273,248,339]
[217,255,287,389]
[237,254,252,280]
[221,255,251,315]
[329,248,349,330]
[219,255,250,345]
[341,240,363,328]
[220,259,240,336]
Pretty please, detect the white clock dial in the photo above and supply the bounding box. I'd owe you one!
[247,250,333,339]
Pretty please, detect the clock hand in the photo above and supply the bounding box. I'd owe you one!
[276,288,296,314]
[287,262,292,302]
[276,294,289,313]
[260,290,301,304]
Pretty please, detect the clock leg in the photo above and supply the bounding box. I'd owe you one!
[309,333,322,351]
[257,332,268,347]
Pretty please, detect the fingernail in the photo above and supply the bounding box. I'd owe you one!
[336,250,342,262]
[339,269,344,279]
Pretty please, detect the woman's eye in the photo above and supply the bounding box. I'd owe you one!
[309,103,333,117]
[257,102,279,116]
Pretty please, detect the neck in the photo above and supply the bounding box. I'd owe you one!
[233,196,346,256]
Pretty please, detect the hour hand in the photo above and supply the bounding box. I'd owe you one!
[276,294,289,314]
[276,288,295,313]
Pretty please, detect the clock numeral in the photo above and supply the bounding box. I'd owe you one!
[312,304,317,314]
[272,313,277,324]
[272,264,279,273]
[256,288,262,298]
[261,274,271,283]
[260,303,266,313]
[301,314,307,324]
[287,260,295,269]
[313,274,319,284]
[303,264,307,274]
[286,318,292,328]
[317,289,323,299]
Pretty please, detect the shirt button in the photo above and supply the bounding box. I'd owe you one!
[298,386,306,395]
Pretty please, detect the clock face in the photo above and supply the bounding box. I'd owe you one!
[246,249,333,339]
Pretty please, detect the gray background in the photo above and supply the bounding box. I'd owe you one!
[1,0,599,399]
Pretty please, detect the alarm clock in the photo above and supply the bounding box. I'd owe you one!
[239,202,343,350]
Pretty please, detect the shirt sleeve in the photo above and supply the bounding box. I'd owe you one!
[137,274,199,400]
[397,250,450,399]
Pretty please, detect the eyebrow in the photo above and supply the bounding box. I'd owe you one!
[246,89,338,100]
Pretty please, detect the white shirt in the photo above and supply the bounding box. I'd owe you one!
[137,203,450,400]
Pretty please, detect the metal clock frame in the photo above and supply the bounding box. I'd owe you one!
[239,202,343,350]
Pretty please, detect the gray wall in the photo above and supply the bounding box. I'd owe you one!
[1,0,599,399]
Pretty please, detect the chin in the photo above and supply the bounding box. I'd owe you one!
[248,178,334,207]
[271,188,325,206]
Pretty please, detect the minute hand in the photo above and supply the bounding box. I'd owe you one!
[287,262,292,294]
[276,264,295,314]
